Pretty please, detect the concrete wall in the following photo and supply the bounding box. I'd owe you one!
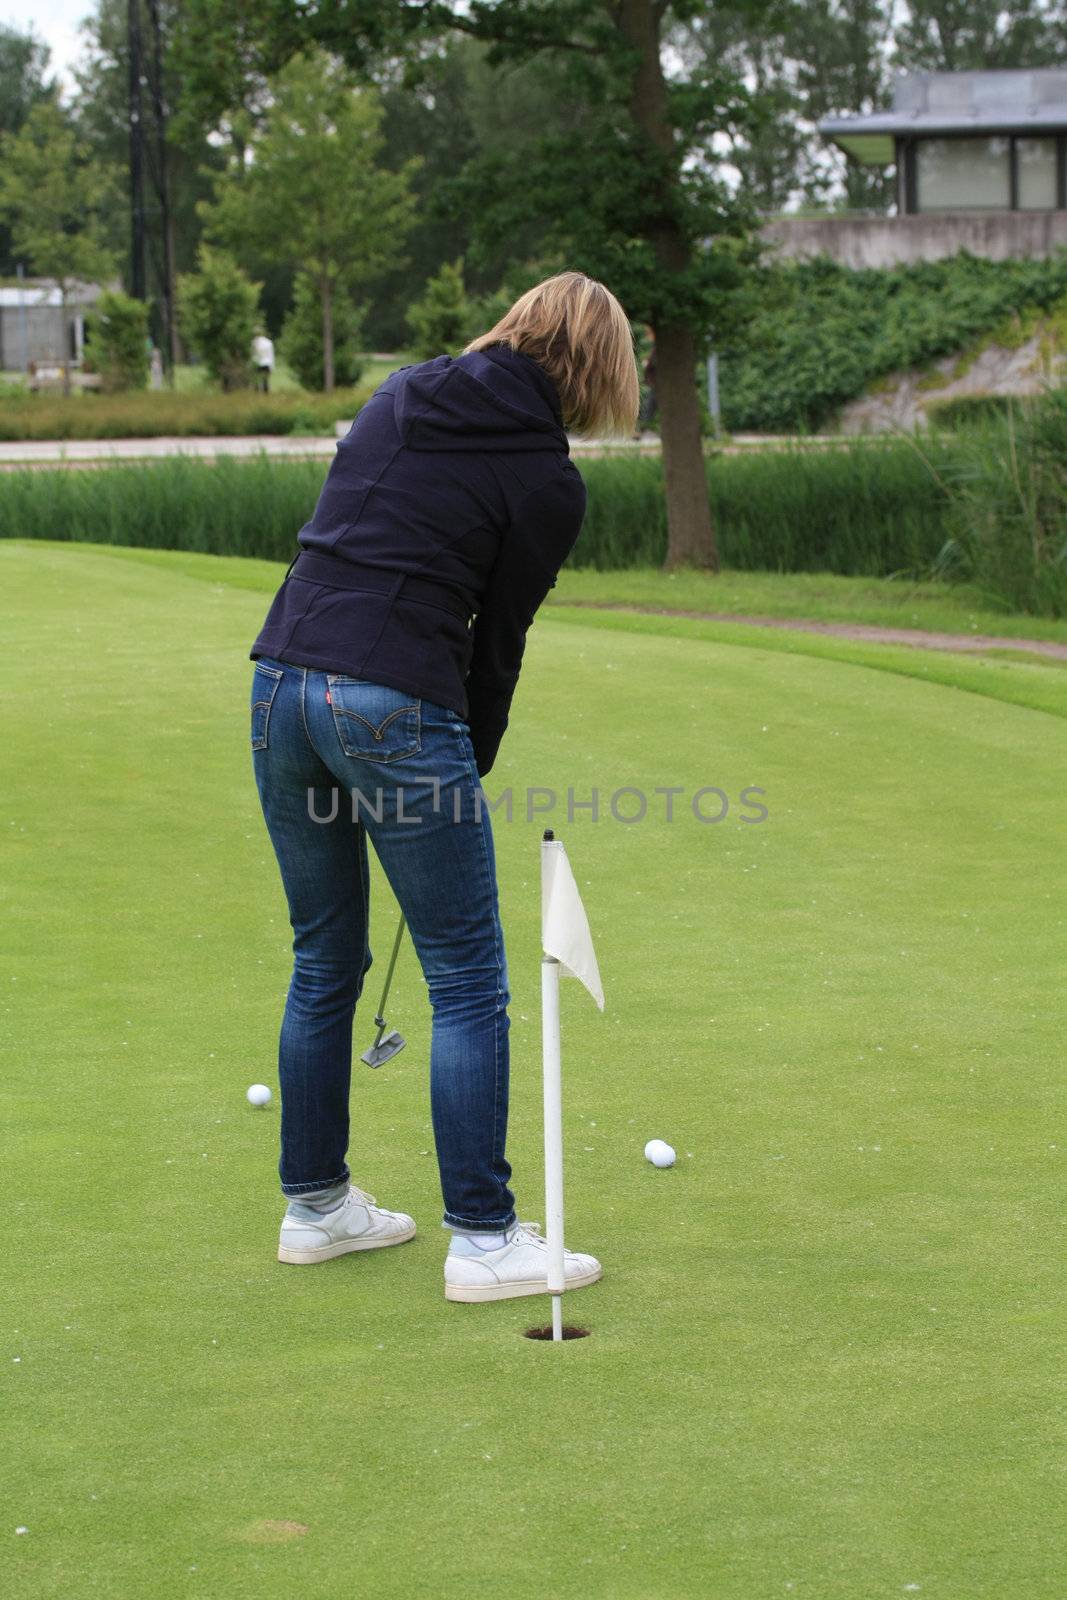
[0,306,76,369]
[759,210,1067,269]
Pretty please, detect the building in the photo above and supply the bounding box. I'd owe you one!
[0,278,104,373]
[761,70,1067,269]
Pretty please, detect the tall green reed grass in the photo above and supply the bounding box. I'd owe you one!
[921,392,1067,617]
[0,455,326,558]
[577,441,956,574]
[5,394,1062,613]
[0,443,958,580]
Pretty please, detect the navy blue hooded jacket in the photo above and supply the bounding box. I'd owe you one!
[250,343,587,777]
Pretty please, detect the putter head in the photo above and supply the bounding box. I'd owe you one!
[361,1030,406,1069]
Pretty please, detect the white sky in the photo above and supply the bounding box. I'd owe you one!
[1,0,90,93]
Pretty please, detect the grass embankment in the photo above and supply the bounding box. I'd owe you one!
[3,540,1065,1598]
[721,247,1067,431]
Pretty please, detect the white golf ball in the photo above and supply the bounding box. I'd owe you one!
[644,1139,676,1168]
[246,1083,272,1107]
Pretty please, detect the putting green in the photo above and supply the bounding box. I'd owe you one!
[4,541,1065,1599]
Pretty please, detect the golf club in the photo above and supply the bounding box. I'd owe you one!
[361,914,407,1068]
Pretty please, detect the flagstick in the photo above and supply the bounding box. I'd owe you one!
[541,953,565,1342]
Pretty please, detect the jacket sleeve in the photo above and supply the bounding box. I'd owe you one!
[464,470,587,778]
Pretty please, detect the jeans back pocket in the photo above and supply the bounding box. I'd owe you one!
[327,676,421,762]
[250,662,284,751]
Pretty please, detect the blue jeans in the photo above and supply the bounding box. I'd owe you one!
[249,655,517,1234]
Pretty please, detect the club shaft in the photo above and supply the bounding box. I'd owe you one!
[372,915,406,1040]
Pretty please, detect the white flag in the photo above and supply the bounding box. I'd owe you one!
[541,838,604,1011]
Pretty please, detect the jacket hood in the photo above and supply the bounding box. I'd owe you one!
[394,345,568,453]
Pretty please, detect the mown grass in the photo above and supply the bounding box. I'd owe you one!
[69,540,1064,719]
[547,566,1067,644]
[54,538,1067,651]
[3,540,1065,1599]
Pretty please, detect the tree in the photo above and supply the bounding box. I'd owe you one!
[666,1,808,217]
[893,0,1058,72]
[0,99,118,393]
[668,1,896,218]
[72,0,229,368]
[368,33,574,347]
[176,0,762,570]
[0,22,55,135]
[406,257,478,359]
[201,50,421,392]
[0,23,59,275]
[83,289,151,390]
[279,272,365,391]
[790,0,895,213]
[176,243,260,389]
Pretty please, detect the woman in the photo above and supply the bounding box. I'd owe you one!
[249,270,639,1304]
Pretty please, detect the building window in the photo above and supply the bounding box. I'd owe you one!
[1016,137,1058,208]
[915,136,1011,210]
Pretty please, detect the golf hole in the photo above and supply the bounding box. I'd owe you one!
[523,1324,591,1340]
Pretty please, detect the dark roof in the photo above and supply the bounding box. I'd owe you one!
[819,70,1067,164]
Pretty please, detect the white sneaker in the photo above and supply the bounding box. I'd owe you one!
[277,1185,416,1264]
[444,1220,603,1303]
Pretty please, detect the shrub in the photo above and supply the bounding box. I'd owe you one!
[279,273,365,391]
[720,246,1067,433]
[405,258,478,360]
[82,291,150,392]
[176,245,261,391]
[0,386,371,441]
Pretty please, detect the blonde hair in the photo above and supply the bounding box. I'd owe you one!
[463,271,640,439]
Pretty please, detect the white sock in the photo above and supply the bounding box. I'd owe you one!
[286,1181,349,1218]
[452,1229,508,1251]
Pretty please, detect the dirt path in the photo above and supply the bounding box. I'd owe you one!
[552,599,1067,662]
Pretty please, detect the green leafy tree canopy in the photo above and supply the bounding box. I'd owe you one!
[201,49,421,390]
[83,289,151,391]
[279,271,365,391]
[176,243,261,390]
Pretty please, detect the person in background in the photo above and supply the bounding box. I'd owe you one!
[252,329,275,393]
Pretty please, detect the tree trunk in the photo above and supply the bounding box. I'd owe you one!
[322,277,335,394]
[166,207,183,372]
[656,321,715,569]
[618,0,718,571]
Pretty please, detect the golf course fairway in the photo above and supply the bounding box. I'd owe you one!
[3,541,1064,1599]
